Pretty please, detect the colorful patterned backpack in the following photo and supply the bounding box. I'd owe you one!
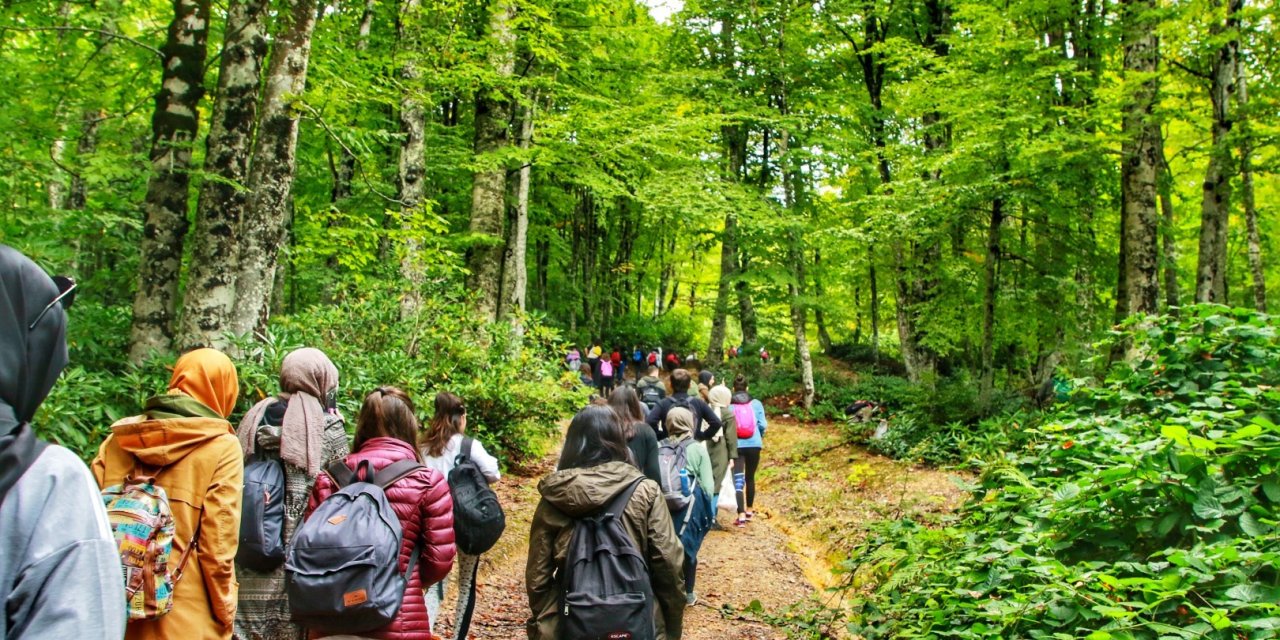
[101,466,199,620]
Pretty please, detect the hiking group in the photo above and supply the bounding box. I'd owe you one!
[0,243,767,640]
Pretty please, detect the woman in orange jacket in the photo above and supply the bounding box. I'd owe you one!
[93,348,244,640]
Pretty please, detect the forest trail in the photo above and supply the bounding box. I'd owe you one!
[433,416,970,639]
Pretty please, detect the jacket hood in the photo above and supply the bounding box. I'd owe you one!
[731,391,752,405]
[0,244,68,434]
[109,412,234,467]
[640,375,663,385]
[537,461,644,517]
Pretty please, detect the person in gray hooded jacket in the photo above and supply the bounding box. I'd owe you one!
[0,244,125,640]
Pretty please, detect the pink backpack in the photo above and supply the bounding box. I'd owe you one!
[732,403,756,439]
[601,360,613,377]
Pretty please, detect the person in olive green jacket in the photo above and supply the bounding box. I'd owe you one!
[525,405,685,640]
[705,384,738,523]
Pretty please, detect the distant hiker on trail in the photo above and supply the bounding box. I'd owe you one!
[578,364,594,388]
[647,349,660,369]
[1,245,124,640]
[600,357,616,395]
[304,386,456,639]
[664,351,681,374]
[234,347,349,640]
[525,405,685,640]
[93,348,244,640]
[697,370,715,403]
[565,346,581,372]
[588,343,603,389]
[637,365,667,412]
[632,345,644,379]
[661,407,715,607]
[705,384,739,528]
[731,375,767,527]
[759,347,770,364]
[645,368,722,441]
[610,348,624,387]
[421,392,501,640]
[609,387,662,485]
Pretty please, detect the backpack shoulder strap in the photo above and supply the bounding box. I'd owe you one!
[374,459,425,489]
[460,436,474,461]
[601,477,645,518]
[326,460,357,489]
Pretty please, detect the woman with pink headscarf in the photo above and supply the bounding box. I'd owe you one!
[234,348,350,640]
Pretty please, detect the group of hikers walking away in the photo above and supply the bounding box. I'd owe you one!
[566,343,771,397]
[1,242,768,640]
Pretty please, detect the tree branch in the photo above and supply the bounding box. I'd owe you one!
[0,25,163,59]
[1168,58,1210,80]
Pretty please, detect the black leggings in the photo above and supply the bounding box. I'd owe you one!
[734,447,761,514]
[684,552,697,594]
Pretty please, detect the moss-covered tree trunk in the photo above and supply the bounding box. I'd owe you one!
[179,0,268,350]
[230,0,318,337]
[1119,0,1161,316]
[467,0,517,322]
[1236,54,1264,312]
[398,0,427,317]
[128,0,210,363]
[1194,0,1239,304]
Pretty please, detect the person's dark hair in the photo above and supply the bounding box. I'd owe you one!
[607,386,645,439]
[420,391,466,457]
[733,374,749,393]
[579,363,592,375]
[698,370,715,387]
[355,386,422,462]
[558,405,632,470]
[670,368,691,393]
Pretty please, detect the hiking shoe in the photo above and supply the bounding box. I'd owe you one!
[745,510,755,521]
[686,592,698,606]
[734,516,747,528]
[710,521,726,532]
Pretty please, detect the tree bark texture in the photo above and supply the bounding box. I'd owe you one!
[1194,0,1240,304]
[1118,0,1161,317]
[979,195,1003,409]
[1157,134,1180,312]
[1236,55,1265,312]
[230,0,318,337]
[466,0,517,322]
[734,246,758,345]
[397,0,428,317]
[128,0,210,363]
[707,212,737,364]
[179,0,269,350]
[499,96,534,320]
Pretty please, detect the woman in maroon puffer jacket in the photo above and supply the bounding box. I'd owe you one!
[306,387,457,640]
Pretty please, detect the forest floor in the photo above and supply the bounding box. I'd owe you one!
[433,414,971,640]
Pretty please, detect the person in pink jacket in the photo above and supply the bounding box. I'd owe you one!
[306,387,456,640]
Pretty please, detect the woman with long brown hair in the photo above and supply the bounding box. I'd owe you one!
[305,387,456,639]
[607,386,661,484]
[420,392,500,640]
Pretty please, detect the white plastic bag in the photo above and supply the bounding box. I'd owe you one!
[717,473,736,511]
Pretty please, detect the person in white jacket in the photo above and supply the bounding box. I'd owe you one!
[0,244,124,640]
[420,391,501,639]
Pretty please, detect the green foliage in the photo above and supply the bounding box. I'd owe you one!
[588,311,701,352]
[37,287,584,463]
[835,306,1280,639]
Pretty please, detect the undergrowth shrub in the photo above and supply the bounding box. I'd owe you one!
[832,305,1280,639]
[37,286,583,463]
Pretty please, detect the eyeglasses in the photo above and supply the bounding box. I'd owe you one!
[28,276,77,331]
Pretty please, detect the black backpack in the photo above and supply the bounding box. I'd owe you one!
[286,459,423,635]
[639,383,664,411]
[560,478,655,640]
[448,437,506,555]
[237,454,287,572]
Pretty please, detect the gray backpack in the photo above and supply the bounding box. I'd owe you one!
[286,459,423,635]
[560,478,655,640]
[657,437,693,512]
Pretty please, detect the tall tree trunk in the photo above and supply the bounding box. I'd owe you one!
[707,212,736,364]
[979,194,1004,409]
[179,0,269,350]
[1118,0,1161,317]
[1157,133,1180,312]
[230,0,318,337]
[499,95,534,320]
[397,0,428,317]
[331,0,377,203]
[869,248,880,361]
[1194,0,1240,304]
[466,0,517,322]
[128,0,211,363]
[1237,56,1264,312]
[735,247,757,344]
[813,249,833,354]
[779,125,814,409]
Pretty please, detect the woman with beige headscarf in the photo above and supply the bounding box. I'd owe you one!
[662,407,714,606]
[704,384,738,527]
[234,348,350,640]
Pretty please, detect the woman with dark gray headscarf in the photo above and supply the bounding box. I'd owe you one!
[234,348,350,640]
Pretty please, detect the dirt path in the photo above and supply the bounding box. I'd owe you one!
[434,415,969,639]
